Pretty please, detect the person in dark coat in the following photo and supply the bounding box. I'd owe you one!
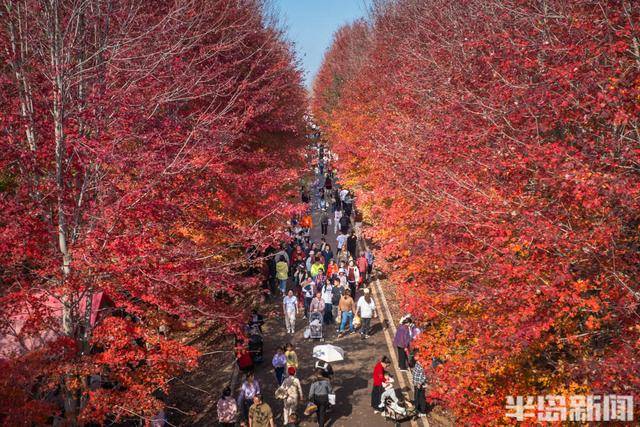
[320,210,329,236]
[339,215,350,235]
[346,232,358,260]
[325,176,332,190]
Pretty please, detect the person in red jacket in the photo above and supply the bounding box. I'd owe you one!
[372,356,391,412]
[356,253,368,284]
[236,343,254,373]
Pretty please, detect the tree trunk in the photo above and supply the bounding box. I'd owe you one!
[47,0,76,421]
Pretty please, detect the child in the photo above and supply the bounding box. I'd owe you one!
[272,347,287,385]
[285,343,298,370]
[379,373,406,416]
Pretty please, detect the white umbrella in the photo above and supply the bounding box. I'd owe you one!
[313,344,345,363]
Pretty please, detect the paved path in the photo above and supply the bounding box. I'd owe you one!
[245,173,416,427]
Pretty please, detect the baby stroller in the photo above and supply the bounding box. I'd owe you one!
[247,324,264,363]
[382,394,417,426]
[307,311,324,341]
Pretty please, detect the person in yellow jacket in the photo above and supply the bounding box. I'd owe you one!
[276,256,288,295]
[310,256,325,279]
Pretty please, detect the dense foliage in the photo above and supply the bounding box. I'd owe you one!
[313,0,639,423]
[0,0,306,423]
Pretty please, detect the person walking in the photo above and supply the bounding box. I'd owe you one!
[302,278,315,319]
[356,253,368,285]
[314,270,326,298]
[293,263,308,289]
[309,291,325,317]
[276,256,289,295]
[272,347,287,385]
[283,290,298,334]
[394,316,413,371]
[343,192,353,218]
[412,355,428,417]
[318,190,326,211]
[333,188,341,211]
[237,372,261,422]
[339,188,349,202]
[346,260,360,298]
[337,289,356,336]
[333,208,342,234]
[339,214,350,235]
[291,245,306,267]
[337,248,350,266]
[321,281,336,325]
[280,367,303,424]
[275,245,290,266]
[305,250,316,274]
[217,386,238,427]
[326,259,338,279]
[324,175,332,191]
[371,356,391,413]
[236,343,254,373]
[365,250,374,279]
[308,369,333,427]
[346,231,358,260]
[310,256,325,280]
[336,231,348,252]
[248,394,274,427]
[320,210,329,236]
[337,270,348,293]
[321,244,334,270]
[301,186,310,204]
[356,288,377,339]
[285,343,298,371]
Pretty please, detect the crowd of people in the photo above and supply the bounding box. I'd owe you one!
[215,144,431,426]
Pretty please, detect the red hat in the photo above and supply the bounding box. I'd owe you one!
[287,366,297,376]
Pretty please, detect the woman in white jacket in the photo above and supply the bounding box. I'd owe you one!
[280,367,303,424]
[333,208,342,234]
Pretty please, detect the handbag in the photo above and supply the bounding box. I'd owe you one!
[275,386,287,400]
[328,393,336,406]
[353,314,362,328]
[304,401,318,415]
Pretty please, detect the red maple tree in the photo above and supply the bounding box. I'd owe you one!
[0,0,306,423]
[314,0,639,424]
